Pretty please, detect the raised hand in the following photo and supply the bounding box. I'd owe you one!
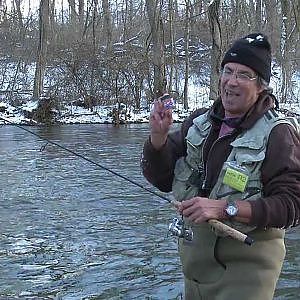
[149,95,173,150]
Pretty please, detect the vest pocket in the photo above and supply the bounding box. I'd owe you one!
[172,157,199,202]
[185,126,206,162]
[231,138,266,173]
[211,159,262,233]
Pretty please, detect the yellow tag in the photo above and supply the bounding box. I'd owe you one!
[223,167,248,192]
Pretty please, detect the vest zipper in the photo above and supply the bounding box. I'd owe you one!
[202,130,236,191]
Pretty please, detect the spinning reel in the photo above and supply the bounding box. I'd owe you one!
[168,217,193,241]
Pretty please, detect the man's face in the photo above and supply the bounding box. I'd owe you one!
[220,62,264,117]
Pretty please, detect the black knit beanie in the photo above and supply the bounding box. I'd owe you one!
[221,33,272,83]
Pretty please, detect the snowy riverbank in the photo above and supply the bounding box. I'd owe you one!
[0,99,210,126]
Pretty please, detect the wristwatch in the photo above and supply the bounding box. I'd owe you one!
[225,200,239,218]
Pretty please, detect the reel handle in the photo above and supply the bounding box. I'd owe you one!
[170,199,254,246]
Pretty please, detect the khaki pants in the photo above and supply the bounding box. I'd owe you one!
[184,275,278,300]
[184,254,283,300]
[182,230,286,300]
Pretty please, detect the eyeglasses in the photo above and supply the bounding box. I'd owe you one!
[221,67,257,83]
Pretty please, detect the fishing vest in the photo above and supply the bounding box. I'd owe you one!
[172,110,295,286]
[172,109,297,232]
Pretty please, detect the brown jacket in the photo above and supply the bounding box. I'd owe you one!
[142,92,300,229]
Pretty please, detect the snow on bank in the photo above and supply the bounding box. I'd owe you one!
[0,94,213,126]
[0,101,163,125]
[0,73,299,126]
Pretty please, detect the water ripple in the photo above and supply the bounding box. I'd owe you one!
[0,124,298,299]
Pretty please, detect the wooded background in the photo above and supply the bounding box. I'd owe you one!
[0,0,299,117]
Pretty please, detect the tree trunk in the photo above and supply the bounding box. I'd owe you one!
[89,0,98,111]
[14,0,23,31]
[168,0,176,92]
[280,0,295,103]
[255,0,262,31]
[208,0,222,101]
[0,0,7,22]
[102,0,113,52]
[68,0,77,25]
[33,0,49,99]
[183,0,190,110]
[78,0,84,26]
[292,1,300,33]
[145,0,166,98]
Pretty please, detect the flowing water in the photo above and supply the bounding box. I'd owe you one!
[0,124,299,299]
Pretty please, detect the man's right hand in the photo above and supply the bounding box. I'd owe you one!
[150,96,173,150]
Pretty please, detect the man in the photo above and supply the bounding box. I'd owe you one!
[141,33,300,300]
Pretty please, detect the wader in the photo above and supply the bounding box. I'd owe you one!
[172,111,292,300]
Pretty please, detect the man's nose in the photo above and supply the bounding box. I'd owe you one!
[227,73,239,84]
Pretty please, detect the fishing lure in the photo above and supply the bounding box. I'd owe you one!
[160,93,175,110]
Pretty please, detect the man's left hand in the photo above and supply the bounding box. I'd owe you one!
[177,197,226,223]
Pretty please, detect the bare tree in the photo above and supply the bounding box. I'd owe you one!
[89,0,98,110]
[264,0,281,58]
[78,0,85,27]
[33,0,50,99]
[103,0,113,52]
[145,0,166,98]
[68,0,77,25]
[279,0,297,103]
[14,0,23,31]
[208,0,222,101]
[292,1,300,67]
[0,0,299,118]
[0,0,7,23]
[292,1,300,33]
[183,0,191,109]
[168,0,176,92]
[254,0,263,31]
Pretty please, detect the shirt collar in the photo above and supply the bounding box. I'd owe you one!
[222,117,244,128]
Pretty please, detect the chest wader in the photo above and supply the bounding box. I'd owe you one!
[172,111,293,300]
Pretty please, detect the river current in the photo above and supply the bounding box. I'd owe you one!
[0,124,299,299]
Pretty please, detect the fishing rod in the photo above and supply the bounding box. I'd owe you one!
[0,115,169,201]
[0,115,254,245]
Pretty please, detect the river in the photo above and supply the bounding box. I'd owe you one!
[0,124,299,299]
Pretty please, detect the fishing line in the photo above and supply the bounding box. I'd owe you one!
[0,116,171,203]
[0,115,254,244]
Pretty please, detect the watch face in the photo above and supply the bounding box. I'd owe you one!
[226,204,238,216]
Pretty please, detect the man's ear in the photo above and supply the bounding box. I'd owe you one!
[256,81,266,94]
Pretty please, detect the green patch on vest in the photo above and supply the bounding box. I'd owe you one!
[223,163,249,192]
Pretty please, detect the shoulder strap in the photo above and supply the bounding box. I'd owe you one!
[285,117,300,134]
[265,109,299,134]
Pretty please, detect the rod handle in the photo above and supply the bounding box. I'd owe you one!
[208,219,254,245]
[170,200,254,246]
